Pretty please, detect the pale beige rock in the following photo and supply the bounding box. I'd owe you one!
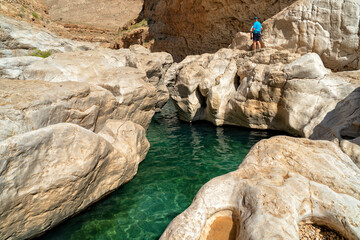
[0,79,118,141]
[0,15,96,55]
[160,136,360,240]
[311,86,360,167]
[22,46,173,119]
[127,45,174,110]
[284,53,331,80]
[170,48,359,139]
[233,0,360,71]
[0,56,40,79]
[0,120,149,240]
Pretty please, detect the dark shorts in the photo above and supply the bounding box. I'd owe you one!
[253,32,261,42]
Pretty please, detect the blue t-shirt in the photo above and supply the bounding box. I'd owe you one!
[252,21,262,33]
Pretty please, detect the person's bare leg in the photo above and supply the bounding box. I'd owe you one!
[257,41,261,49]
[253,42,256,50]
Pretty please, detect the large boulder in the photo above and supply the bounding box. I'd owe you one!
[311,86,360,167]
[160,136,360,240]
[0,79,119,141]
[0,15,95,57]
[0,120,149,240]
[170,48,359,138]
[232,0,360,71]
[22,46,173,115]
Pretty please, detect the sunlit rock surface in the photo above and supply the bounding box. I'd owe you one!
[0,79,119,141]
[0,15,96,57]
[233,0,360,71]
[170,48,359,138]
[0,120,149,240]
[161,136,360,240]
[22,45,173,119]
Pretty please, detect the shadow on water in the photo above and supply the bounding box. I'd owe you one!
[37,100,287,240]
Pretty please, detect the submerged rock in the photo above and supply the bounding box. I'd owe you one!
[160,136,360,240]
[0,120,149,240]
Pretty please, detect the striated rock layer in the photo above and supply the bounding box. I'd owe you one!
[0,120,149,240]
[160,136,360,240]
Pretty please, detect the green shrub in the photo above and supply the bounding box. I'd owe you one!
[128,19,148,31]
[31,49,51,58]
[32,12,39,19]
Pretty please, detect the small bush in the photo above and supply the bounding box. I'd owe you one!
[32,12,39,19]
[31,49,51,58]
[128,19,148,31]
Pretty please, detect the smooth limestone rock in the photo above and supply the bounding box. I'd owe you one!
[311,86,360,167]
[22,46,173,119]
[0,15,96,56]
[160,136,360,240]
[126,45,174,110]
[0,120,149,240]
[283,53,331,80]
[232,0,360,71]
[170,48,359,139]
[0,79,119,141]
[0,56,40,79]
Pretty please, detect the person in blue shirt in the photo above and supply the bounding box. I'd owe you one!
[250,17,263,50]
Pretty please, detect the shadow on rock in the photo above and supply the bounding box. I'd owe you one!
[310,87,360,166]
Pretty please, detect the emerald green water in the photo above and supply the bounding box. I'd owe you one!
[38,101,283,240]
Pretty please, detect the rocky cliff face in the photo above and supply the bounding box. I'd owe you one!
[142,0,297,61]
[233,0,360,71]
[41,0,143,30]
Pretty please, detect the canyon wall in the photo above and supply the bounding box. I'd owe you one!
[41,0,143,30]
[142,0,297,61]
[260,0,360,71]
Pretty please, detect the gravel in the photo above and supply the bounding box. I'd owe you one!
[299,224,346,240]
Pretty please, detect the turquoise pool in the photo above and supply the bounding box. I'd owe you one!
[38,101,283,240]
